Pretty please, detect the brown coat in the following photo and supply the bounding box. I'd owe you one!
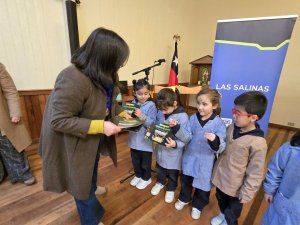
[0,63,32,152]
[212,124,267,202]
[39,65,123,200]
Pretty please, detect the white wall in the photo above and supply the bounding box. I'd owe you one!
[77,0,300,128]
[0,0,70,90]
[76,0,207,85]
[1,0,298,128]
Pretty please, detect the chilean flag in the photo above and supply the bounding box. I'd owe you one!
[168,41,178,86]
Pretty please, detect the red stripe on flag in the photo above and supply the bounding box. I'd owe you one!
[168,68,178,86]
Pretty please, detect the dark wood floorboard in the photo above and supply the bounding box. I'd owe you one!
[0,126,297,225]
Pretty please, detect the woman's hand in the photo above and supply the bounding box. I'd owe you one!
[134,108,143,118]
[103,121,122,136]
[11,117,20,123]
[165,137,176,148]
[204,132,216,141]
[264,193,273,204]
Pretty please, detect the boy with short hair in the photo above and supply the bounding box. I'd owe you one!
[211,91,268,225]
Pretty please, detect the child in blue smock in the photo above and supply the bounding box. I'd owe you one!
[262,131,300,225]
[175,88,226,220]
[128,79,157,190]
[150,88,192,204]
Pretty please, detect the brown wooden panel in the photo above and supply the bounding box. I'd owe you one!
[19,96,30,135]
[19,89,52,96]
[18,90,51,142]
[24,95,39,140]
[30,95,43,137]
[38,95,47,116]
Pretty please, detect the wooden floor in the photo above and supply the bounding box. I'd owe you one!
[0,125,297,225]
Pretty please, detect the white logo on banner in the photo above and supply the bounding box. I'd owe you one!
[215,84,270,92]
[221,118,232,127]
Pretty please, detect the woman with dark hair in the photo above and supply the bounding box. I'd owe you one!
[262,131,300,225]
[39,28,130,225]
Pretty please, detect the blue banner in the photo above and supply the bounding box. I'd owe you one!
[210,15,297,134]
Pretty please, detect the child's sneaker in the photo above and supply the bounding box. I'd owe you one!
[191,207,201,220]
[174,199,189,210]
[165,191,175,203]
[130,176,141,186]
[151,183,164,195]
[211,212,225,225]
[136,178,152,189]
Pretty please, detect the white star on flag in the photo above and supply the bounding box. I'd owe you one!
[173,56,178,66]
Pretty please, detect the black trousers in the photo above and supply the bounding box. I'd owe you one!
[156,163,179,191]
[216,188,243,225]
[0,134,33,183]
[130,149,152,180]
[178,174,210,211]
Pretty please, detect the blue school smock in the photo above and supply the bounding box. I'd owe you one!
[128,100,157,152]
[182,113,226,191]
[155,107,192,170]
[262,142,300,225]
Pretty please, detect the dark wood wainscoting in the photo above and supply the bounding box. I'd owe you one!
[19,90,51,143]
